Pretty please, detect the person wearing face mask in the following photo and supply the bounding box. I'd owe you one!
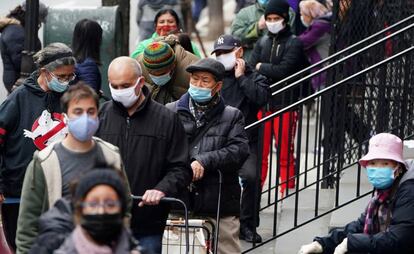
[137,40,198,105]
[0,42,75,252]
[299,133,414,254]
[212,34,269,243]
[97,56,191,254]
[15,83,131,254]
[54,169,141,254]
[166,58,250,254]
[231,0,270,62]
[250,0,309,196]
[298,0,332,91]
[131,8,201,59]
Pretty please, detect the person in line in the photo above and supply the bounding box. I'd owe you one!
[16,83,131,254]
[131,9,201,58]
[138,40,198,104]
[166,58,250,253]
[136,0,182,42]
[250,0,309,195]
[0,2,48,93]
[55,169,140,254]
[298,0,332,91]
[212,34,269,243]
[97,56,192,253]
[72,19,103,93]
[0,42,74,251]
[230,0,270,61]
[299,133,414,254]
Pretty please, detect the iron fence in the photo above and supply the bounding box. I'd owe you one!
[242,0,414,251]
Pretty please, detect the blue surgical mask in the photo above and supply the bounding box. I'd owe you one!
[149,72,171,86]
[48,76,69,93]
[188,84,213,103]
[366,167,395,189]
[67,113,99,142]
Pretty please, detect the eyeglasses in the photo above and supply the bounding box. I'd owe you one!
[49,71,76,83]
[81,200,121,214]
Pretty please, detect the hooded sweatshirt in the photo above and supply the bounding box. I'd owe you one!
[0,71,67,197]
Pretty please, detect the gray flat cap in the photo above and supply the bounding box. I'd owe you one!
[186,58,225,81]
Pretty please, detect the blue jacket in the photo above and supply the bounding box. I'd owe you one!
[74,57,101,92]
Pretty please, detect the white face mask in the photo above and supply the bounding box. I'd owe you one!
[266,20,285,34]
[216,50,238,71]
[110,78,141,108]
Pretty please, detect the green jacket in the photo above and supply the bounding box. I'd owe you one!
[131,32,202,59]
[230,3,267,61]
[15,137,131,254]
[137,35,199,105]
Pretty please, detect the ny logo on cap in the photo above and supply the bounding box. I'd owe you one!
[217,37,224,45]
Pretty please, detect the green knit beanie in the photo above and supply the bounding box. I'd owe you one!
[143,41,176,73]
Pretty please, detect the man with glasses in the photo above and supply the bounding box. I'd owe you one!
[0,42,76,252]
[15,82,131,254]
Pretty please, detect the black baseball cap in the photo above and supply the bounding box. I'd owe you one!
[211,34,242,55]
[186,58,225,81]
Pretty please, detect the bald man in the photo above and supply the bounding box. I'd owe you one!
[96,56,192,253]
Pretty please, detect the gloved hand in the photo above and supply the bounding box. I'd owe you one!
[333,238,348,254]
[298,241,323,254]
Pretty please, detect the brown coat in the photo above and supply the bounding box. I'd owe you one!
[137,35,199,105]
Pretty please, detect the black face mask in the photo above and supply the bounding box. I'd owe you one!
[80,213,123,245]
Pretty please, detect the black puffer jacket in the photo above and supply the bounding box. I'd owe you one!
[221,64,269,141]
[250,27,309,108]
[314,160,414,254]
[97,86,192,235]
[166,93,249,216]
[0,18,41,93]
[29,198,73,254]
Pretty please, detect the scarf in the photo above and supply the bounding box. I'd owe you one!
[363,189,392,234]
[189,94,220,128]
[72,225,113,254]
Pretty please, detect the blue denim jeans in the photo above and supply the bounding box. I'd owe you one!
[134,233,163,254]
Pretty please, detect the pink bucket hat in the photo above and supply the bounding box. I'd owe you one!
[359,133,405,168]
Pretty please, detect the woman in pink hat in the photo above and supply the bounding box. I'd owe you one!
[298,133,414,254]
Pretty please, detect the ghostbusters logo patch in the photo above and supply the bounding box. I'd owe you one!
[23,110,68,150]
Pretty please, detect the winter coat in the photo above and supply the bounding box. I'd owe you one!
[137,37,199,105]
[135,0,182,42]
[0,71,66,198]
[74,57,102,92]
[230,3,266,61]
[131,32,201,59]
[0,18,41,93]
[166,94,249,216]
[298,15,331,91]
[250,27,309,109]
[16,137,130,254]
[314,160,414,254]
[0,18,23,92]
[221,64,269,141]
[29,198,74,254]
[96,86,192,235]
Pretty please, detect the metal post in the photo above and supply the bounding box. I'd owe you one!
[17,0,39,87]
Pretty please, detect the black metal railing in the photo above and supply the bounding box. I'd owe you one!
[242,44,414,253]
[241,5,414,251]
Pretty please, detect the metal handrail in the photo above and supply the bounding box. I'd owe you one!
[269,14,414,90]
[271,22,414,97]
[246,45,414,130]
